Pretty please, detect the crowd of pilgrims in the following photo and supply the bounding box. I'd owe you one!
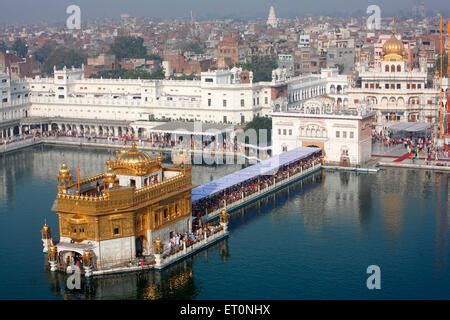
[373,131,449,161]
[13,129,246,153]
[163,223,226,257]
[192,150,323,219]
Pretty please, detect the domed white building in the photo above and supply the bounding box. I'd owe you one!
[346,32,439,131]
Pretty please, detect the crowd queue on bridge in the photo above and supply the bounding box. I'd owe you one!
[192,149,324,222]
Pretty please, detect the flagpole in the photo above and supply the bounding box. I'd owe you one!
[77,167,81,195]
[439,16,444,140]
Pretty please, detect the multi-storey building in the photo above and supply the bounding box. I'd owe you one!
[272,97,374,165]
[0,72,30,140]
[347,32,439,131]
[24,65,333,135]
[28,66,271,126]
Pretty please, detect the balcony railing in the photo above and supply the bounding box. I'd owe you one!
[57,173,191,214]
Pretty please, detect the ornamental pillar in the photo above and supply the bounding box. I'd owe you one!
[82,250,94,277]
[219,209,229,232]
[48,245,58,272]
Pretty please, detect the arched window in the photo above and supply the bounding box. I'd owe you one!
[391,65,396,72]
[385,65,390,72]
[397,65,401,72]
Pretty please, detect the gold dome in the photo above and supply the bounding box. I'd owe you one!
[109,143,161,176]
[383,34,405,61]
[117,142,153,165]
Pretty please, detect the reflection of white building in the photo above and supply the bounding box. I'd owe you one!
[272,97,375,165]
[347,32,439,131]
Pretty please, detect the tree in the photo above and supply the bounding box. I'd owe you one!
[91,67,165,80]
[180,42,205,54]
[334,63,345,74]
[109,36,147,60]
[173,73,196,80]
[147,53,162,63]
[11,38,28,58]
[245,116,272,145]
[0,40,7,53]
[433,54,449,76]
[240,55,278,82]
[42,47,87,75]
[33,43,56,64]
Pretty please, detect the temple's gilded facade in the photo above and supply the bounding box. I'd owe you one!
[52,143,193,270]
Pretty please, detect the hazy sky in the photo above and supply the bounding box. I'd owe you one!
[0,0,449,24]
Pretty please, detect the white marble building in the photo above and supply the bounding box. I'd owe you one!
[21,66,333,135]
[272,97,375,165]
[28,66,277,125]
[1,63,351,142]
[346,33,439,132]
[0,72,30,140]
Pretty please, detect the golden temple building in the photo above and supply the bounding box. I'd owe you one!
[51,143,194,271]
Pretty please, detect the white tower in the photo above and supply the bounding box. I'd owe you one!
[267,6,278,29]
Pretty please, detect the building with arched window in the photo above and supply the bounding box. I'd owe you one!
[346,32,439,131]
[272,98,375,165]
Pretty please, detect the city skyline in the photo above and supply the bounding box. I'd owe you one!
[0,0,449,25]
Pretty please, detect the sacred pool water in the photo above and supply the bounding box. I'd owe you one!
[0,145,448,299]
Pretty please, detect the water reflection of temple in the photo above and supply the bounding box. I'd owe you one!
[46,239,229,300]
[46,260,195,300]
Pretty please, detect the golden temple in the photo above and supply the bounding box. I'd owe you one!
[41,143,228,276]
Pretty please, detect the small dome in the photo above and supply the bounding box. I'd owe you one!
[59,163,70,175]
